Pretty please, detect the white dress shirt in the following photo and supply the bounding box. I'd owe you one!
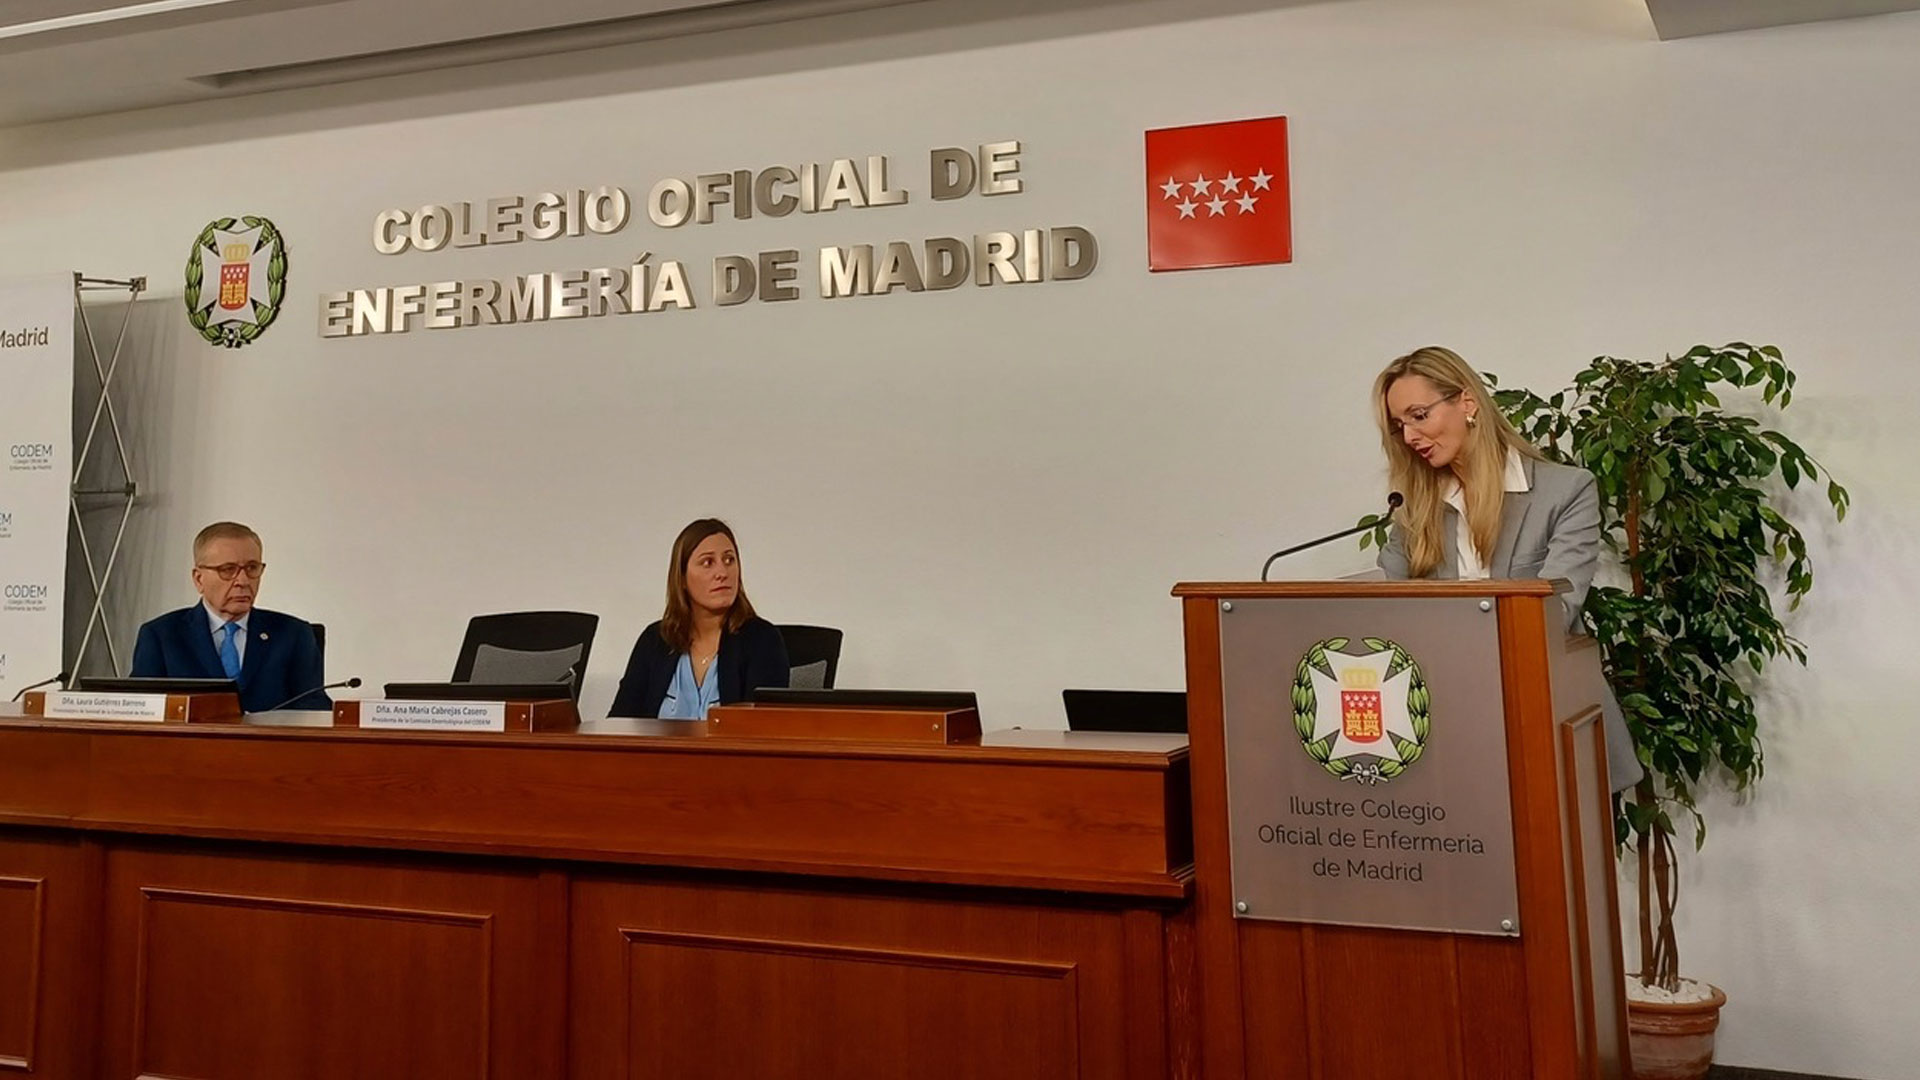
[1442,448,1531,579]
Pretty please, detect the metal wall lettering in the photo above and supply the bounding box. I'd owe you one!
[324,141,1103,338]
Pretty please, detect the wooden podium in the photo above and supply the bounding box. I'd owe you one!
[1174,580,1629,1080]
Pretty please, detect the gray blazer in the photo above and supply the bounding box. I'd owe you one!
[1378,457,1642,791]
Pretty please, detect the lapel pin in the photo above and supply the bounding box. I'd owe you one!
[259,632,269,641]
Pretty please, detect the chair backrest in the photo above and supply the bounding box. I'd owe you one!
[776,624,844,690]
[451,611,599,702]
[1061,689,1188,734]
[311,623,326,673]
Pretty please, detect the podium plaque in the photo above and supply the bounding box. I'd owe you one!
[1219,594,1521,936]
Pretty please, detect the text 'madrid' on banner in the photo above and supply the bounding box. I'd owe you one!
[0,274,73,700]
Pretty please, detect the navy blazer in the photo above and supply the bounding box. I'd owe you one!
[130,605,331,712]
[608,616,790,719]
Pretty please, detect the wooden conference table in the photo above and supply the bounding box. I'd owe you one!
[0,704,1194,1079]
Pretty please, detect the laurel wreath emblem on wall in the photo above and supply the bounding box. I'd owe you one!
[184,215,288,349]
[1291,636,1431,784]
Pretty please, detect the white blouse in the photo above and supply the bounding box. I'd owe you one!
[1442,448,1530,579]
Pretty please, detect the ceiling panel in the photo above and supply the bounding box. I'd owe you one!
[6,0,1918,129]
[0,0,869,125]
[1644,0,1920,37]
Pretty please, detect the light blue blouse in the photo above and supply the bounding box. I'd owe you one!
[656,652,721,720]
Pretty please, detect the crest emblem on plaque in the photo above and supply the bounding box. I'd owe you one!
[185,215,288,348]
[1292,637,1429,785]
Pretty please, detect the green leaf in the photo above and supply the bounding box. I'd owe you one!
[1491,344,1843,907]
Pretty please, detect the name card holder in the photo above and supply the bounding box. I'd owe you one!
[706,703,982,745]
[333,698,579,733]
[22,689,243,724]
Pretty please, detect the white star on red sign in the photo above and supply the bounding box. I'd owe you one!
[1158,163,1275,223]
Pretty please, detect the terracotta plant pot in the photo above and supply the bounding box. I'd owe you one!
[1626,982,1727,1080]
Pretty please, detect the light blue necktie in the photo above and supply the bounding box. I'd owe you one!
[219,621,242,679]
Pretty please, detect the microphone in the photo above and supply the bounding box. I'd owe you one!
[10,671,69,702]
[1261,493,1404,582]
[258,677,361,714]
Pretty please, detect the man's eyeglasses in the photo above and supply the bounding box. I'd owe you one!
[197,561,266,581]
[1388,390,1463,437]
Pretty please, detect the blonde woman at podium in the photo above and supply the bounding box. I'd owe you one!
[1372,346,1641,788]
[608,518,789,720]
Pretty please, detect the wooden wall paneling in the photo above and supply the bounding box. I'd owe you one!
[1119,906,1172,1080]
[537,867,573,1079]
[0,832,93,1079]
[1548,623,1632,1080]
[1563,712,1631,1080]
[98,843,557,1080]
[0,730,86,826]
[1453,934,1534,1076]
[1236,918,1533,1079]
[569,872,1152,1080]
[27,727,1184,898]
[1302,925,1468,1079]
[0,712,1192,1078]
[622,929,1079,1080]
[1180,595,1251,1080]
[0,870,44,1073]
[1236,921,1309,1080]
[1498,597,1581,1079]
[1160,901,1201,1080]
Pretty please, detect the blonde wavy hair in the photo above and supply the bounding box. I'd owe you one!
[1372,347,1540,577]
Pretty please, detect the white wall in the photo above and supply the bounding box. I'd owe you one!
[4,0,1917,1074]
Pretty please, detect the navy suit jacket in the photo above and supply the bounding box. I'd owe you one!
[130,605,331,712]
[608,616,789,719]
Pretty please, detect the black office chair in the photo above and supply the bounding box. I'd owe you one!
[776,625,843,690]
[1061,689,1188,733]
[451,612,599,702]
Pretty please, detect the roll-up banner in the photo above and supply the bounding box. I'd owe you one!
[0,274,73,698]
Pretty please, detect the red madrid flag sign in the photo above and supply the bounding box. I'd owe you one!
[1144,115,1291,272]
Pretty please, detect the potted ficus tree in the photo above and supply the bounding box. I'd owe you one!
[1485,344,1849,1080]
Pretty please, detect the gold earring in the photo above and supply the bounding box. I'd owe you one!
[1466,413,1479,428]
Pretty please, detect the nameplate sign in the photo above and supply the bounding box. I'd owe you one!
[39,691,170,722]
[360,700,507,732]
[1218,596,1521,937]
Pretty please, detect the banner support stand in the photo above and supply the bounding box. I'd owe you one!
[69,273,146,678]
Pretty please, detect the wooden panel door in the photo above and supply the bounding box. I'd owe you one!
[98,843,561,1080]
[570,872,1172,1080]
[0,831,95,1079]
